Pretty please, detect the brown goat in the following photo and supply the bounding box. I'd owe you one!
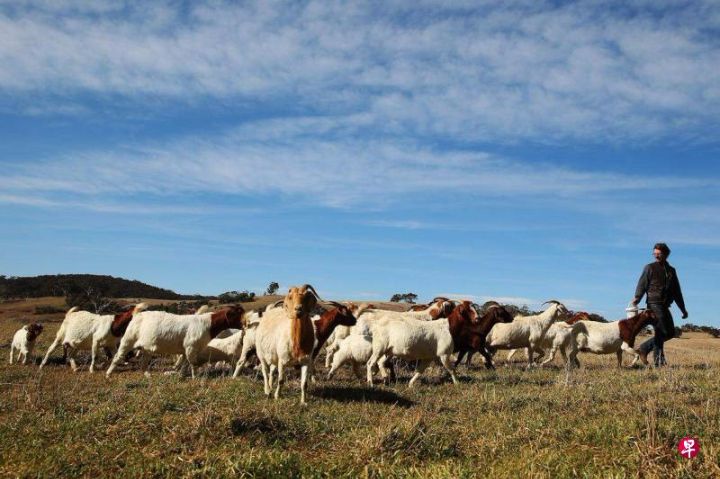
[311,302,358,360]
[566,311,591,325]
[209,305,246,338]
[26,323,44,342]
[284,284,321,360]
[452,303,514,369]
[618,309,656,348]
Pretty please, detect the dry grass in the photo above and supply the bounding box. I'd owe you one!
[1,298,719,478]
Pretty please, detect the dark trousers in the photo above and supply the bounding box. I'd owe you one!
[638,304,675,366]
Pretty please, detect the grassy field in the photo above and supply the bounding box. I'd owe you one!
[1,298,719,478]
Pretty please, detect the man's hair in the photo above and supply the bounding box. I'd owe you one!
[653,242,671,256]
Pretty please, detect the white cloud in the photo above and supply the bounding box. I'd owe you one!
[0,120,717,212]
[0,124,718,211]
[0,1,718,142]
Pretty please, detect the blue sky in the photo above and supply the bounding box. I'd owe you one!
[1,0,719,325]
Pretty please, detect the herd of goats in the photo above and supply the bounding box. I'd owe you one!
[8,284,657,404]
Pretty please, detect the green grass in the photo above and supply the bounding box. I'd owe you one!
[1,299,719,478]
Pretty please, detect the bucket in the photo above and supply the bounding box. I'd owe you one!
[625,303,639,318]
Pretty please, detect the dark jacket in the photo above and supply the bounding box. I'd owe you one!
[634,261,687,313]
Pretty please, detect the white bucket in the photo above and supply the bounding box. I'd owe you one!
[625,303,639,318]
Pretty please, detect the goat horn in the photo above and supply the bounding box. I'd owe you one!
[542,300,562,306]
[324,300,345,309]
[301,284,323,301]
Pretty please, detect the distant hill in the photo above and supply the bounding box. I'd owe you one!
[0,274,212,301]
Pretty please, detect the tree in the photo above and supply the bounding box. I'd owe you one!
[265,281,279,295]
[63,281,117,313]
[218,290,256,303]
[389,293,418,304]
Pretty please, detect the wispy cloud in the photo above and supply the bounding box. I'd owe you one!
[0,192,259,216]
[362,220,445,230]
[1,1,718,142]
[2,122,717,210]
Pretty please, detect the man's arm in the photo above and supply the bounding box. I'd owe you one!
[632,264,650,305]
[672,269,688,319]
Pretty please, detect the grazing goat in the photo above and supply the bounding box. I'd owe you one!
[366,301,495,387]
[568,309,657,367]
[9,323,44,365]
[485,301,569,368]
[40,304,148,372]
[106,305,244,378]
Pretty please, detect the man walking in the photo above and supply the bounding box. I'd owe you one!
[632,243,688,367]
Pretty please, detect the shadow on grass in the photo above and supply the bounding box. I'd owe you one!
[230,413,307,444]
[39,356,67,366]
[311,386,416,408]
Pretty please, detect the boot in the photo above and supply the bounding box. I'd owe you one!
[638,350,649,366]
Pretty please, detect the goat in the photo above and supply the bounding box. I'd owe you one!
[172,330,247,375]
[505,311,590,366]
[40,304,148,372]
[366,301,503,387]
[485,301,569,368]
[568,309,657,367]
[326,317,374,380]
[106,305,244,378]
[452,304,515,369]
[257,286,360,403]
[255,284,323,404]
[323,302,374,368]
[9,323,44,365]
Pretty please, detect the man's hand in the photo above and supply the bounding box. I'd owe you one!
[630,298,639,306]
[682,310,689,320]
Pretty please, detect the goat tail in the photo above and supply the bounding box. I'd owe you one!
[354,303,374,317]
[65,306,79,317]
[291,315,315,360]
[133,302,149,315]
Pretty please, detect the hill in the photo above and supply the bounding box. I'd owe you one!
[0,274,210,301]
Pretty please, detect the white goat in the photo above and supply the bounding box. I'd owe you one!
[40,304,147,372]
[323,302,374,368]
[504,312,593,367]
[485,301,568,368]
[365,302,481,387]
[173,330,246,374]
[570,310,656,367]
[106,305,244,378]
[232,319,261,377]
[9,323,44,365]
[255,285,323,404]
[326,318,373,380]
[527,321,580,368]
[331,298,454,371]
